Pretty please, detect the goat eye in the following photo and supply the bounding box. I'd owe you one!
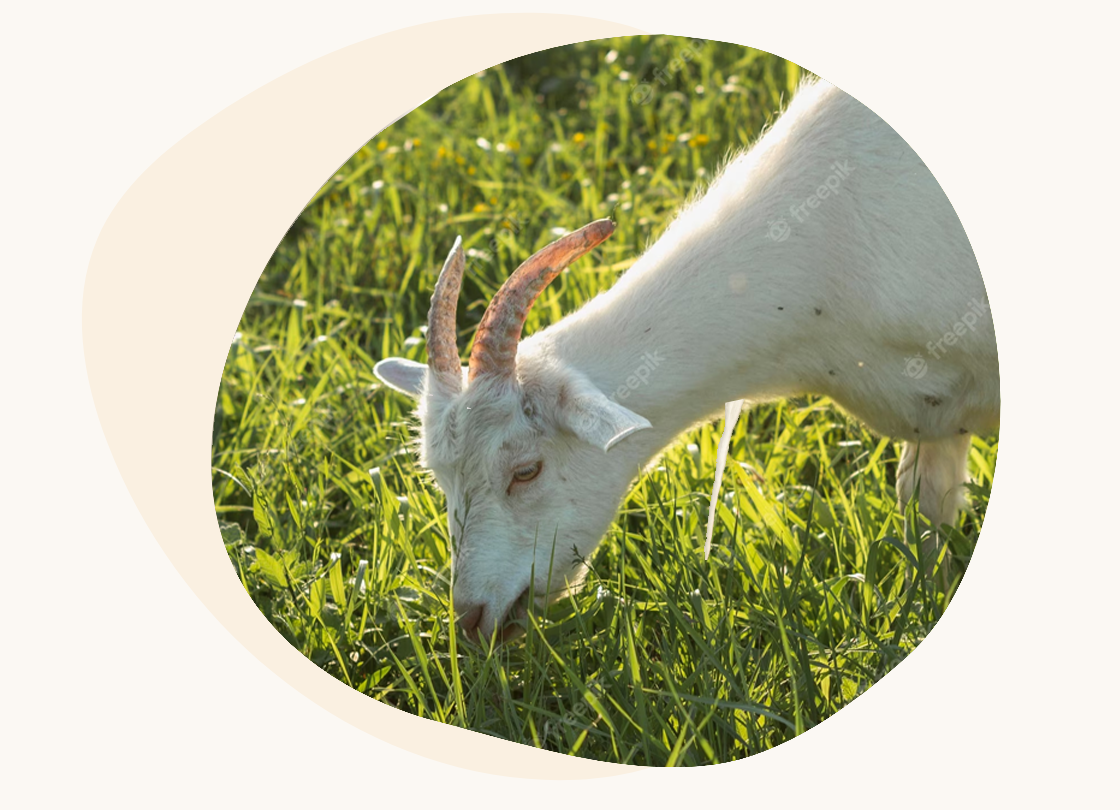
[511,461,542,485]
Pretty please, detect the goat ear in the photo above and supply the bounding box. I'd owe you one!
[559,380,652,452]
[374,358,427,398]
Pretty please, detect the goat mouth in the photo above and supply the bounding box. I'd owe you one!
[462,588,538,644]
[495,589,531,642]
[465,588,529,645]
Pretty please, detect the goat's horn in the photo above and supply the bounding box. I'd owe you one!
[426,235,466,393]
[468,219,615,382]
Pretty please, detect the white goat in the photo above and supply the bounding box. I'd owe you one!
[374,78,999,641]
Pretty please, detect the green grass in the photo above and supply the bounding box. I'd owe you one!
[212,36,998,766]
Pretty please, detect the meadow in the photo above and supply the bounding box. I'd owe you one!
[212,36,997,766]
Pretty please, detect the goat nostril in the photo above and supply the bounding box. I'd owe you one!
[457,603,484,636]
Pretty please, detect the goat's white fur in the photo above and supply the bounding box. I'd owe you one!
[376,78,999,639]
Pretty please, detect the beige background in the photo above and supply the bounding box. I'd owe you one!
[82,14,651,779]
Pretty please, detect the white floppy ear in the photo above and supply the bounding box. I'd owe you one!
[558,374,652,452]
[374,358,427,398]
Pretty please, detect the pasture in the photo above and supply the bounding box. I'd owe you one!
[212,36,997,766]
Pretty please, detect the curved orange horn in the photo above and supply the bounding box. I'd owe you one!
[468,219,615,382]
[426,235,466,393]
